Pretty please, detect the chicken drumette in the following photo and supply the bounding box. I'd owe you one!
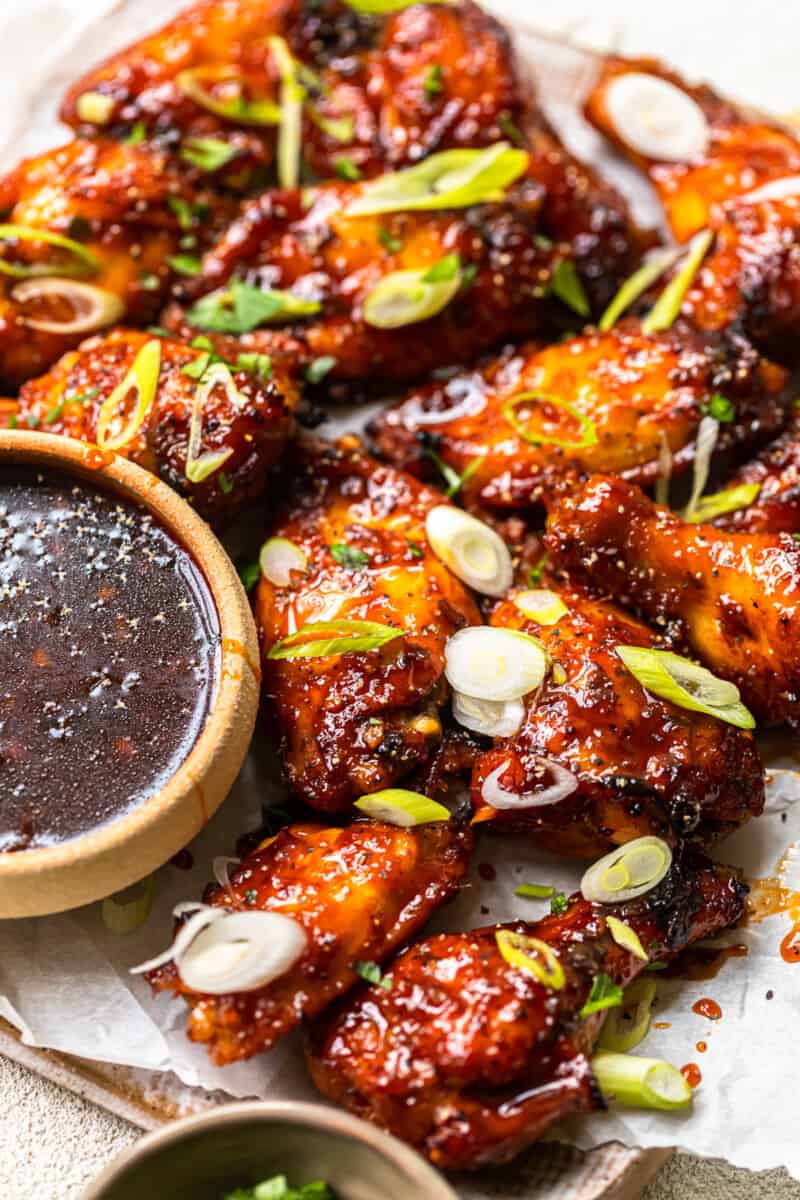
[254,438,481,811]
[9,329,295,526]
[585,55,800,363]
[546,474,800,726]
[148,818,473,1065]
[368,325,787,513]
[469,584,763,856]
[307,845,746,1169]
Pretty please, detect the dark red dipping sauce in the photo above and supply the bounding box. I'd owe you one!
[0,467,220,851]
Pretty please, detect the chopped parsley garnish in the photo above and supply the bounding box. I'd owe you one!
[424,64,444,98]
[331,542,370,569]
[580,972,623,1019]
[167,195,195,231]
[515,883,555,900]
[550,891,568,915]
[702,393,735,423]
[334,156,362,181]
[180,136,240,173]
[238,561,261,593]
[378,226,403,254]
[187,280,321,335]
[305,355,337,385]
[167,253,202,277]
[529,553,548,585]
[353,960,392,989]
[44,387,100,426]
[405,537,424,559]
[550,259,590,318]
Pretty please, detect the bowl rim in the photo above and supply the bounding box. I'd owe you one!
[0,430,260,917]
[81,1100,460,1200]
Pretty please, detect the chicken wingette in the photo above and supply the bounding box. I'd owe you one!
[468,584,763,855]
[9,329,295,526]
[148,818,473,1065]
[545,474,800,727]
[368,325,787,512]
[307,845,746,1170]
[585,55,800,363]
[254,438,482,811]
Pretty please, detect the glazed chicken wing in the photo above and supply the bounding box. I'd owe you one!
[12,330,295,526]
[369,325,787,512]
[0,138,234,387]
[148,819,473,1065]
[714,410,800,534]
[468,584,763,856]
[307,846,746,1169]
[254,438,481,811]
[61,0,527,184]
[585,56,800,362]
[546,474,800,726]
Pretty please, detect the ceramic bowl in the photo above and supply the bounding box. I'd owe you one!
[0,431,259,917]
[82,1100,459,1200]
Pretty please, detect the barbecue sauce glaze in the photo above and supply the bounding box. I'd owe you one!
[0,467,219,850]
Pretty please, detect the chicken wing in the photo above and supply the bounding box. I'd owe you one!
[368,325,787,513]
[254,438,482,811]
[12,329,295,526]
[585,56,800,362]
[148,818,473,1065]
[307,846,746,1169]
[714,410,800,534]
[468,584,763,856]
[0,137,234,387]
[545,474,800,726]
[60,0,527,183]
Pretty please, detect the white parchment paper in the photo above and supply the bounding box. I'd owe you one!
[0,0,797,1181]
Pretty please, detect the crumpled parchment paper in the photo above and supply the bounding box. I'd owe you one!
[0,0,798,1181]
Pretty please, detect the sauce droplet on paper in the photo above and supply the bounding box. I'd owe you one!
[696,1041,707,1053]
[681,1063,702,1089]
[692,997,722,1020]
[780,921,800,964]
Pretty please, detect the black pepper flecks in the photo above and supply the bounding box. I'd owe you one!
[0,467,220,851]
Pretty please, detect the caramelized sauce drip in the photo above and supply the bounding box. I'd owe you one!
[696,1041,707,1053]
[692,997,722,1020]
[681,1063,702,1089]
[780,922,800,963]
[0,467,220,850]
[748,845,800,965]
[661,943,747,981]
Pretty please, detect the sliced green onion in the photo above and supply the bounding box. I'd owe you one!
[642,228,713,335]
[177,66,281,125]
[495,930,565,990]
[616,645,755,729]
[331,542,370,569]
[305,355,337,384]
[581,836,673,905]
[605,72,710,163]
[503,391,598,451]
[655,430,673,506]
[426,448,486,499]
[550,259,590,318]
[345,142,528,217]
[0,224,101,279]
[11,278,124,334]
[592,1050,693,1111]
[308,105,356,143]
[550,891,568,915]
[188,280,321,334]
[581,971,624,1018]
[185,363,241,484]
[515,883,554,899]
[598,248,680,331]
[269,36,305,189]
[513,588,568,625]
[682,414,720,522]
[426,505,512,596]
[598,977,657,1053]
[101,874,155,934]
[606,916,649,962]
[687,481,761,524]
[259,537,307,586]
[363,262,462,328]
[353,960,392,989]
[451,691,525,738]
[96,339,162,452]
[702,392,735,422]
[267,618,403,660]
[354,789,450,827]
[75,90,114,125]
